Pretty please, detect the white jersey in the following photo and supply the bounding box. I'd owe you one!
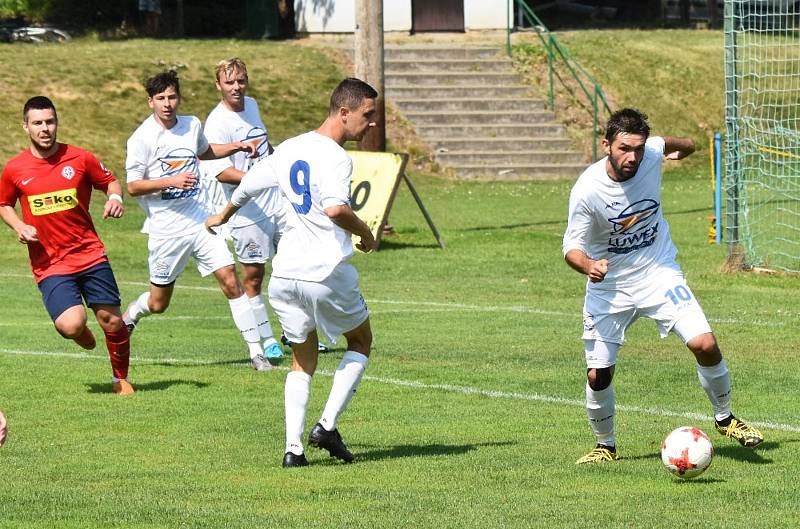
[231,131,353,282]
[126,115,211,238]
[201,97,282,229]
[562,136,679,290]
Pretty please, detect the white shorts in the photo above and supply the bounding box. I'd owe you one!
[268,262,369,344]
[230,219,280,264]
[148,229,234,285]
[582,267,712,349]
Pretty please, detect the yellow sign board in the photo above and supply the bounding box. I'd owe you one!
[348,151,408,247]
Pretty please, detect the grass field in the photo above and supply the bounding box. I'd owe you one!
[1,36,800,529]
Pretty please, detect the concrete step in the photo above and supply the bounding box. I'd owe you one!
[386,58,513,73]
[429,137,574,152]
[415,123,568,139]
[386,84,531,99]
[393,97,546,113]
[405,110,556,126]
[385,46,504,61]
[386,72,520,86]
[436,150,585,165]
[449,163,587,179]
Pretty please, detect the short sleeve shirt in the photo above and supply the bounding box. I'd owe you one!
[126,115,211,238]
[562,136,679,290]
[201,97,282,228]
[0,144,115,282]
[231,131,352,282]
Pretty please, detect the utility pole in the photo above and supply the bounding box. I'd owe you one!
[354,0,385,152]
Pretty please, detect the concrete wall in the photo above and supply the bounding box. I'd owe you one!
[294,0,512,33]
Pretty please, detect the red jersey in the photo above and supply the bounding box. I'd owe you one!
[0,143,116,282]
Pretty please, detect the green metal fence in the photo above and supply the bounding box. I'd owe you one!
[506,1,611,160]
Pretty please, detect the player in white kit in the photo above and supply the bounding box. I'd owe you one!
[206,78,378,467]
[202,58,286,368]
[563,109,763,464]
[122,70,269,370]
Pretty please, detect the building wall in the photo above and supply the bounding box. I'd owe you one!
[294,0,512,33]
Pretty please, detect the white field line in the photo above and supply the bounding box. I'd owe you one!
[0,273,788,327]
[1,346,798,434]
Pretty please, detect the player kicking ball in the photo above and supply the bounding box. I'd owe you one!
[563,108,763,464]
[0,96,134,395]
[206,78,379,467]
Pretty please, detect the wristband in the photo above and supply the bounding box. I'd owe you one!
[107,193,123,204]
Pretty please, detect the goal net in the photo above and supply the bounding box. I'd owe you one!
[724,0,800,272]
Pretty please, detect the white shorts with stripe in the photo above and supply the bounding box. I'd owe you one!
[148,228,234,285]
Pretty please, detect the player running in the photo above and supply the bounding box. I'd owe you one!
[122,70,266,368]
[201,58,286,368]
[206,77,379,467]
[563,108,763,464]
[0,96,134,395]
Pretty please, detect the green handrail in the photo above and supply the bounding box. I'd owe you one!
[506,1,612,161]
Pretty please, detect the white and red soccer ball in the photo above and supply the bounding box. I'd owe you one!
[661,426,714,478]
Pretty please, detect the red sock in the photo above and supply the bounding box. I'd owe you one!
[105,326,130,380]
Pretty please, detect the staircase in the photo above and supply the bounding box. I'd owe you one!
[385,45,586,180]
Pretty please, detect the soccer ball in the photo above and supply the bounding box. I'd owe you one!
[661,426,714,479]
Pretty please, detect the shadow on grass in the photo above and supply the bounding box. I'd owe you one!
[355,440,515,462]
[460,220,563,232]
[86,379,210,393]
[377,239,442,251]
[714,442,776,464]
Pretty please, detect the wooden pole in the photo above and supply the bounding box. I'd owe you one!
[354,0,386,152]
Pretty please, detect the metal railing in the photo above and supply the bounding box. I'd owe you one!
[506,1,612,160]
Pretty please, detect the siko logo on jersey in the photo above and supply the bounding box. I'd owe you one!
[28,188,78,216]
[607,199,660,254]
[243,127,269,167]
[159,148,199,200]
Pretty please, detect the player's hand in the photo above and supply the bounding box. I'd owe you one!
[0,410,7,448]
[17,224,38,244]
[205,214,224,235]
[665,150,683,160]
[171,172,197,190]
[587,258,608,283]
[356,231,378,253]
[103,196,124,219]
[236,141,258,159]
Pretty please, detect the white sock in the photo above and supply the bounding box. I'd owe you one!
[247,294,275,343]
[285,370,312,455]
[125,292,152,324]
[319,351,368,431]
[696,359,732,421]
[228,294,262,359]
[586,382,615,447]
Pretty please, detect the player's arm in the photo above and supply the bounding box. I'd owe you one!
[205,158,275,233]
[0,205,38,244]
[564,249,608,283]
[199,142,257,161]
[325,204,377,253]
[663,136,695,160]
[102,179,125,219]
[127,173,198,197]
[215,167,245,185]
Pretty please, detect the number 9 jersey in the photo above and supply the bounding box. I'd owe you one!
[231,131,354,282]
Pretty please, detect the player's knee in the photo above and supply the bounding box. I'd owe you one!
[55,320,85,339]
[587,367,614,391]
[687,332,721,364]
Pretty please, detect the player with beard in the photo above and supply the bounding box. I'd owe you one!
[0,96,134,395]
[563,108,763,464]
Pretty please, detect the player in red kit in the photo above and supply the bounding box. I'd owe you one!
[0,96,134,395]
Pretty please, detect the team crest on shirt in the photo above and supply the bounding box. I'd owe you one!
[243,127,269,167]
[61,166,75,180]
[607,199,660,255]
[159,148,199,200]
